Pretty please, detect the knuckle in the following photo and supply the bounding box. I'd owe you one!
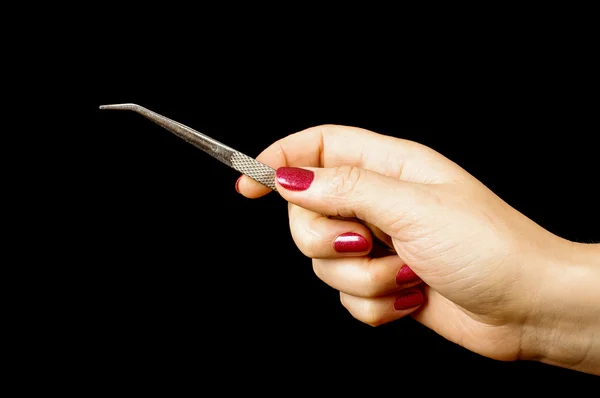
[312,260,325,279]
[290,235,314,258]
[358,300,385,327]
[340,294,385,327]
[289,218,319,258]
[339,292,347,307]
[297,234,318,258]
[330,165,363,198]
[362,261,387,297]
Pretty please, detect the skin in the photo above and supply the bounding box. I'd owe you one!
[236,125,600,375]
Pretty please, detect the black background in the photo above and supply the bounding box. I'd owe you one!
[36,15,599,392]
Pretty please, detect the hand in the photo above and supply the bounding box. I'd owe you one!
[236,125,600,374]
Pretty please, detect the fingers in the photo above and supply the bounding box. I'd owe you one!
[275,165,434,239]
[313,256,422,298]
[288,203,373,258]
[237,124,467,198]
[340,287,424,327]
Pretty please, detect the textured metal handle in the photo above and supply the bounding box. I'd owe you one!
[230,151,277,191]
[230,151,395,254]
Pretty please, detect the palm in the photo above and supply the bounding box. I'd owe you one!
[415,287,523,361]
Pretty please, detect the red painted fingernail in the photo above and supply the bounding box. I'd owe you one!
[394,289,423,311]
[275,167,314,191]
[235,176,242,193]
[334,232,369,253]
[395,265,421,285]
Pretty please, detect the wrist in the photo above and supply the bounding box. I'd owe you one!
[519,239,600,375]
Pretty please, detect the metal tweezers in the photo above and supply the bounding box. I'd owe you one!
[99,103,396,253]
[99,103,278,190]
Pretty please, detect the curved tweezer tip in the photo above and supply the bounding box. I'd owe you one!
[98,102,231,159]
[99,103,140,110]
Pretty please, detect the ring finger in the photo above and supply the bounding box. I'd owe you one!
[340,287,424,327]
[313,255,422,298]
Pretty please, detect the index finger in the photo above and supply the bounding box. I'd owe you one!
[237,124,465,198]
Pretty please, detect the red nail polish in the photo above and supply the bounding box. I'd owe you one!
[334,232,369,253]
[276,167,314,191]
[394,289,423,311]
[235,176,242,193]
[395,265,421,285]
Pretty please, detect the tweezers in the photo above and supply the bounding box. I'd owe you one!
[99,103,278,191]
[99,103,396,253]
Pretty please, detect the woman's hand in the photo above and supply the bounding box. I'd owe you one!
[236,125,600,375]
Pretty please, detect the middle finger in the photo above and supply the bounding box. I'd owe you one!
[288,202,373,259]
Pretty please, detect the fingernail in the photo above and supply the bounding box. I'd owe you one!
[394,289,423,311]
[395,265,421,285]
[334,232,369,253]
[235,176,242,193]
[275,167,314,191]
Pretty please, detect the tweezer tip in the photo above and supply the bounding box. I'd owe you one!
[99,103,140,111]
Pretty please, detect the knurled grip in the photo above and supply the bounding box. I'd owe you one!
[230,151,277,191]
[231,151,395,252]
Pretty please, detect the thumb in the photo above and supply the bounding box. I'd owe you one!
[275,166,429,237]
